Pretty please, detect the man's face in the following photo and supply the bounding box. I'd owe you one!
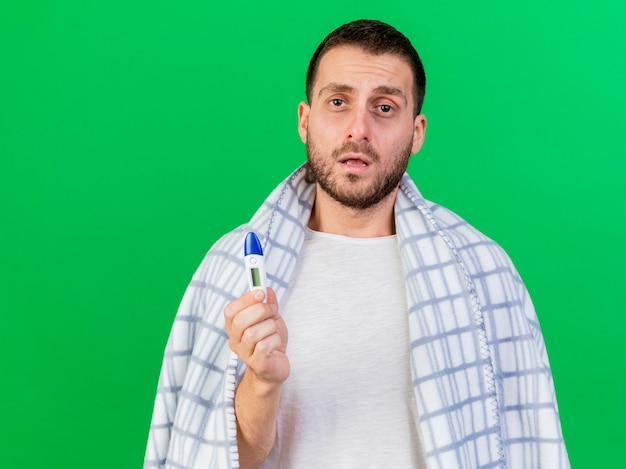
[298,45,426,210]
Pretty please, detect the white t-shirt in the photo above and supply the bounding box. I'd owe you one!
[260,228,427,469]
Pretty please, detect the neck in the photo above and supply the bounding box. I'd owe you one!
[307,185,398,238]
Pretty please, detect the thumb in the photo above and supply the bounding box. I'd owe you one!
[266,287,279,313]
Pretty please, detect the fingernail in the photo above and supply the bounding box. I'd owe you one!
[254,290,264,301]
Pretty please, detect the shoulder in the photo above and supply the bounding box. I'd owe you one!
[398,174,494,248]
[191,225,248,290]
[427,199,522,280]
[397,173,518,275]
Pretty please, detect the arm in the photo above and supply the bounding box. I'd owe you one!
[224,288,289,469]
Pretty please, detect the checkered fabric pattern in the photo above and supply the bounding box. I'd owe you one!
[145,165,569,468]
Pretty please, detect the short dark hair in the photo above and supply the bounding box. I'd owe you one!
[305,19,426,116]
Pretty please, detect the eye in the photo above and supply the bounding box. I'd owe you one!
[330,98,345,107]
[378,104,393,113]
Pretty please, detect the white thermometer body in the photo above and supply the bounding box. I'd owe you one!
[244,232,267,297]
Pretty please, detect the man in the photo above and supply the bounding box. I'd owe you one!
[145,20,569,469]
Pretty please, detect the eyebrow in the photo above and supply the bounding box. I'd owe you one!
[317,82,407,105]
[317,82,355,98]
[373,85,407,105]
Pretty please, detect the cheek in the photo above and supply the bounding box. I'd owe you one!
[396,123,417,146]
[309,116,331,134]
[308,123,338,148]
[384,126,415,156]
[309,109,347,135]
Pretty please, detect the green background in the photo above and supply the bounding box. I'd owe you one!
[2,0,625,467]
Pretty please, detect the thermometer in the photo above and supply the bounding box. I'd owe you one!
[244,232,267,298]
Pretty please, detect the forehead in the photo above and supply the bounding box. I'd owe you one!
[313,45,414,97]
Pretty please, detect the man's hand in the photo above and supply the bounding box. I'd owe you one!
[224,287,289,387]
[224,287,289,469]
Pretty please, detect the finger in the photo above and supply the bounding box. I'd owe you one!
[228,302,270,342]
[239,317,278,357]
[224,289,266,326]
[243,332,286,383]
[266,287,278,314]
[252,332,283,359]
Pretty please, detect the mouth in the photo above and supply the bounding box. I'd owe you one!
[339,153,371,167]
[338,153,371,174]
[342,159,368,167]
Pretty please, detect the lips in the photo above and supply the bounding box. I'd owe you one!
[342,158,368,167]
[339,153,371,167]
[338,153,371,174]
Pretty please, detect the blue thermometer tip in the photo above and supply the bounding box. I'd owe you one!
[244,232,263,256]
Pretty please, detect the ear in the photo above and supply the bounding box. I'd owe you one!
[410,114,427,155]
[297,101,310,144]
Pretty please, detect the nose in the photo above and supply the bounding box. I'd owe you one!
[347,107,372,142]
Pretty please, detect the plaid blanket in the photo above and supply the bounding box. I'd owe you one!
[145,165,569,468]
